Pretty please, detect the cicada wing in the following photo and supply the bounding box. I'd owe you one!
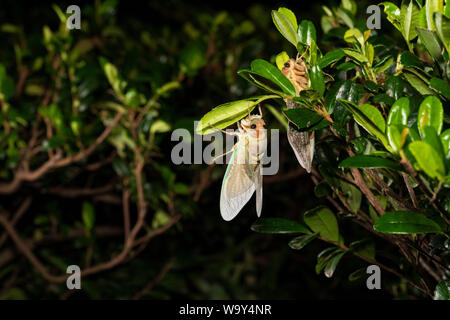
[287,129,315,173]
[285,99,315,173]
[254,164,263,217]
[220,144,256,221]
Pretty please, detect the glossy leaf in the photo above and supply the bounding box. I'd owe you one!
[434,280,450,300]
[318,49,345,69]
[344,28,364,46]
[238,69,290,97]
[417,95,443,137]
[278,7,298,28]
[416,27,442,61]
[339,155,402,170]
[288,233,319,250]
[403,72,434,95]
[429,77,450,99]
[426,0,444,31]
[387,97,410,126]
[251,59,297,96]
[342,48,368,63]
[324,251,346,278]
[310,64,325,96]
[251,218,311,234]
[297,20,317,46]
[440,129,450,169]
[409,141,446,179]
[400,0,420,42]
[272,9,300,47]
[387,124,409,152]
[434,12,450,52]
[284,107,330,131]
[339,100,389,149]
[304,206,339,242]
[196,95,276,135]
[374,210,442,234]
[381,2,402,30]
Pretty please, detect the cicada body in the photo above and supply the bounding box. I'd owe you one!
[219,113,267,221]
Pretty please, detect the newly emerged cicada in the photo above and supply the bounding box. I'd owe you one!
[211,107,267,221]
[281,54,315,173]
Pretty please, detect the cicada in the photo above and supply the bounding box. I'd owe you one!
[212,107,267,221]
[281,55,315,173]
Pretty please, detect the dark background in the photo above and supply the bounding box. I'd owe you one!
[0,0,395,299]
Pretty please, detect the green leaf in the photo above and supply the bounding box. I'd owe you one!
[348,268,367,281]
[251,59,296,96]
[124,89,141,108]
[318,49,345,69]
[416,27,442,61]
[272,9,300,47]
[284,107,330,131]
[238,69,289,97]
[297,20,317,46]
[339,180,362,213]
[440,129,450,169]
[386,76,406,101]
[326,81,363,129]
[324,251,346,278]
[374,210,442,234]
[429,77,450,99]
[0,64,15,101]
[303,206,339,242]
[251,218,311,234]
[339,155,402,170]
[399,51,423,69]
[434,280,450,300]
[275,51,290,70]
[426,0,444,31]
[310,64,325,96]
[418,95,443,136]
[387,97,410,152]
[422,125,445,160]
[99,57,126,95]
[344,28,364,46]
[339,100,389,149]
[403,72,434,95]
[288,233,319,250]
[278,7,298,28]
[350,239,375,260]
[342,48,368,63]
[388,97,410,126]
[381,2,402,31]
[82,201,95,231]
[409,141,446,179]
[196,95,277,135]
[400,0,420,42]
[179,38,207,76]
[434,12,450,52]
[387,124,409,152]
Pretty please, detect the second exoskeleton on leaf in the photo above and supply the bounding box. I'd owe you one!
[281,55,315,173]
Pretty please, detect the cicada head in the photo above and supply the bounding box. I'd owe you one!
[240,114,266,139]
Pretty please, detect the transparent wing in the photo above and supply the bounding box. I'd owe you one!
[254,164,263,217]
[220,143,256,221]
